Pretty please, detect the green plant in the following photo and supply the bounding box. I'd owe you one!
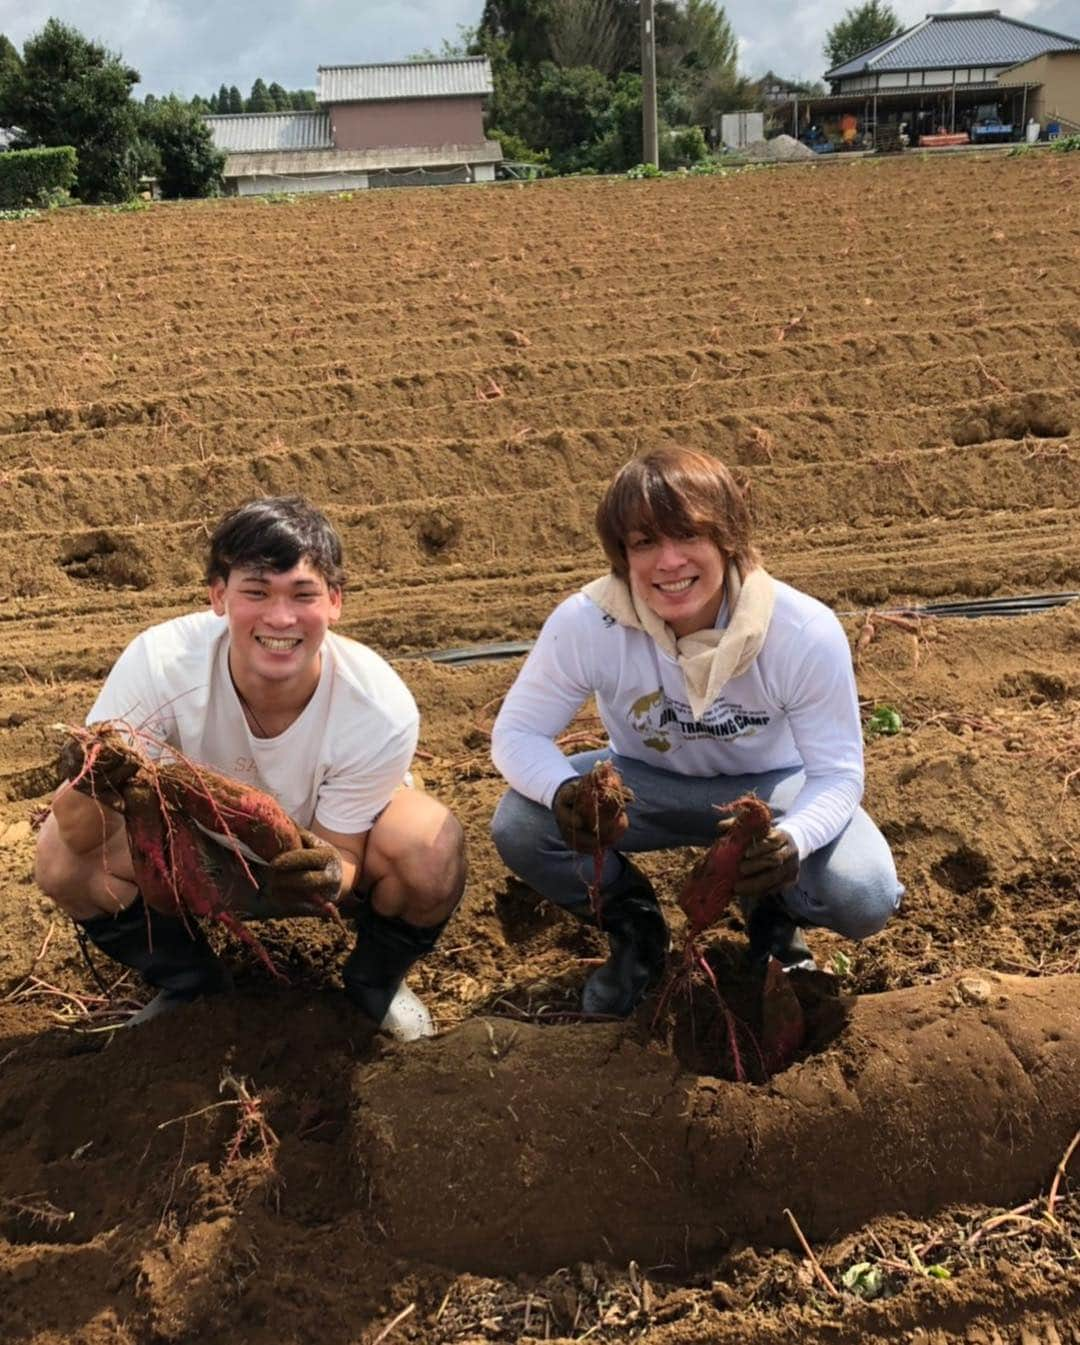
[866,705,903,737]
[663,124,709,168]
[0,145,77,209]
[0,207,40,221]
[1050,133,1080,153]
[826,950,852,979]
[111,195,151,211]
[140,96,224,198]
[489,127,551,167]
[841,1261,884,1299]
[626,161,664,178]
[261,191,297,205]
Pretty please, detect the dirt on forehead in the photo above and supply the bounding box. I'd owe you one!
[1,152,1079,1345]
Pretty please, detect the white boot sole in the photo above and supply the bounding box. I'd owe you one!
[380,984,434,1042]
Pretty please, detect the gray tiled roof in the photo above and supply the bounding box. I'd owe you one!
[204,112,332,153]
[827,10,1080,79]
[316,57,493,104]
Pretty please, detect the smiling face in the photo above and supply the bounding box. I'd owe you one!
[625,530,727,637]
[209,559,342,698]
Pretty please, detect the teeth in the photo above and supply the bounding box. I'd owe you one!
[657,578,695,593]
[256,636,301,651]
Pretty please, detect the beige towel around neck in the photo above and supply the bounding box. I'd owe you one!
[581,564,776,719]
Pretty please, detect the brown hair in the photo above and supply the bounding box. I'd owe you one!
[595,448,759,580]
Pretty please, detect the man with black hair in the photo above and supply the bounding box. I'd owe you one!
[35,496,465,1041]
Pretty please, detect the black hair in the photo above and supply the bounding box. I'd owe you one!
[205,496,346,589]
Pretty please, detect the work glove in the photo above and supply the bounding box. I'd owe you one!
[259,829,344,909]
[552,775,629,855]
[713,818,800,898]
[59,732,140,810]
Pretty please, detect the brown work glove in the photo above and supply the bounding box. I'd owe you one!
[59,733,140,811]
[721,821,799,898]
[259,829,344,909]
[552,775,629,855]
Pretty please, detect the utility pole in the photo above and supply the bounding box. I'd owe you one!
[641,0,659,167]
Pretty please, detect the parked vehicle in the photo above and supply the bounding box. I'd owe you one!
[969,103,1014,144]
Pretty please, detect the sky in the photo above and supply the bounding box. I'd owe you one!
[1,0,1077,98]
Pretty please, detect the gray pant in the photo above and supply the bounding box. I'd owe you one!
[491,749,902,940]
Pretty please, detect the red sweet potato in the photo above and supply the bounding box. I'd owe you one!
[679,794,773,935]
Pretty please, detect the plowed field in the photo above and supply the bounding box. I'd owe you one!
[1,153,1079,1345]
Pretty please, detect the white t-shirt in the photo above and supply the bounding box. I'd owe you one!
[490,581,864,860]
[87,610,419,835]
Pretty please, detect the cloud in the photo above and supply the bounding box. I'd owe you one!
[1,0,1076,97]
[2,0,480,97]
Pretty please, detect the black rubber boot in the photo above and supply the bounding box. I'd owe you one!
[342,900,447,1041]
[567,864,669,1017]
[78,898,233,1025]
[740,890,816,972]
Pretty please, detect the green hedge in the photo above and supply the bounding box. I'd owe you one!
[0,146,77,209]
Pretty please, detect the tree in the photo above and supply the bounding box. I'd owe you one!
[548,0,632,77]
[289,89,316,110]
[140,96,225,198]
[217,82,230,112]
[533,61,614,167]
[692,67,762,126]
[480,0,556,67]
[409,25,479,60]
[247,78,273,112]
[658,0,737,79]
[228,85,243,113]
[268,81,290,110]
[0,33,22,81]
[0,19,142,203]
[824,0,903,70]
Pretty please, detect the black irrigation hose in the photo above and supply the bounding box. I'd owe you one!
[415,591,1079,667]
[840,592,1080,620]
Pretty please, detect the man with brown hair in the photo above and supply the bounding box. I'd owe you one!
[490,448,900,1016]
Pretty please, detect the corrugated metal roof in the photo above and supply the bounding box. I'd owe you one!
[316,57,493,104]
[827,11,1080,78]
[204,112,332,153]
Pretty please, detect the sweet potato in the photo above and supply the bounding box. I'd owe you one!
[678,794,773,935]
[60,722,322,975]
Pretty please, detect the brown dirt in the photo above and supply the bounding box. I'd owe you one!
[1,153,1079,1344]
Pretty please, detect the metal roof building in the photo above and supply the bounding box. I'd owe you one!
[826,10,1080,86]
[204,112,332,154]
[203,56,500,197]
[316,57,493,104]
[768,7,1080,150]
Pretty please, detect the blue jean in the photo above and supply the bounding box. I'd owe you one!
[491,749,902,940]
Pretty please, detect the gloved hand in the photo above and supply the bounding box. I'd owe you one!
[722,822,799,898]
[259,829,344,909]
[59,733,140,811]
[552,775,629,855]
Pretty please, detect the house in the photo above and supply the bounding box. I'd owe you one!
[205,57,501,195]
[822,11,1080,142]
[773,11,1080,148]
[997,49,1080,134]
